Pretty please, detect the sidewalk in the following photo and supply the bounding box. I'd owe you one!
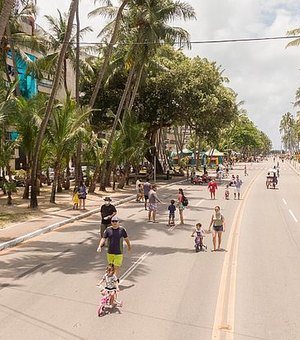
[0,176,187,251]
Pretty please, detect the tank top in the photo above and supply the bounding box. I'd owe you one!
[213,212,223,226]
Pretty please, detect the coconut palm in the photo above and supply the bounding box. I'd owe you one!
[88,0,130,108]
[30,0,79,208]
[46,95,91,203]
[0,0,15,42]
[97,0,195,190]
[110,108,149,188]
[1,1,46,95]
[13,94,46,198]
[30,9,92,95]
[85,131,107,193]
[279,112,295,152]
[286,28,300,48]
[0,80,18,182]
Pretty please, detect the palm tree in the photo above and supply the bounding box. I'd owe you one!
[30,0,79,208]
[0,79,17,180]
[1,1,46,95]
[88,0,130,108]
[46,95,91,203]
[97,0,195,190]
[31,9,92,95]
[279,112,295,152]
[86,131,107,193]
[286,28,300,48]
[0,0,15,42]
[111,109,149,188]
[13,94,46,198]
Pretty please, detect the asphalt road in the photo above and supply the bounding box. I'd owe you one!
[1,160,299,340]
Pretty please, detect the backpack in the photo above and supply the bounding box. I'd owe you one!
[182,196,189,207]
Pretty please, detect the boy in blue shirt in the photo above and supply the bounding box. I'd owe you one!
[168,200,176,226]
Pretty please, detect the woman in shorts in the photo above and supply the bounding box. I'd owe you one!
[208,206,225,251]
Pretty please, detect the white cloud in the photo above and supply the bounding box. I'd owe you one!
[35,0,300,149]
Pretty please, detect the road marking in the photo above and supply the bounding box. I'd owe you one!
[289,209,298,223]
[282,198,287,205]
[168,224,177,231]
[211,169,263,340]
[195,199,204,207]
[120,252,151,283]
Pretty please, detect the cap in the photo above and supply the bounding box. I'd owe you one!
[111,216,119,222]
[104,197,112,201]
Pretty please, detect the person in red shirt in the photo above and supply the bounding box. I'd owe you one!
[208,178,217,199]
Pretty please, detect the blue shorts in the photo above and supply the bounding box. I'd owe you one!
[213,225,223,232]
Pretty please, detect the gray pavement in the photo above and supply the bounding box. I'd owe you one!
[0,176,188,251]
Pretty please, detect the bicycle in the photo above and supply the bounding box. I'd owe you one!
[97,287,123,317]
[194,236,207,252]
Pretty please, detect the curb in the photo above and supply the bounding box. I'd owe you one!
[0,178,187,251]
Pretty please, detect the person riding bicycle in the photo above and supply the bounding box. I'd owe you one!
[97,264,119,305]
[191,223,206,251]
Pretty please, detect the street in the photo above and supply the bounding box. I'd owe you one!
[1,160,300,340]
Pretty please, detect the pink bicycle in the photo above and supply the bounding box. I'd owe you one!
[97,288,123,317]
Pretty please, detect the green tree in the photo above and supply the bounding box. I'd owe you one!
[0,0,15,42]
[280,112,295,152]
[30,0,79,208]
[96,0,195,189]
[46,96,91,203]
[31,9,91,95]
[14,94,46,198]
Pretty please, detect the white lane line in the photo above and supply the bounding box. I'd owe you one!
[168,224,177,231]
[282,198,287,205]
[195,199,204,207]
[289,209,298,223]
[120,252,151,283]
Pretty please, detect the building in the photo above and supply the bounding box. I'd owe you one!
[4,13,76,172]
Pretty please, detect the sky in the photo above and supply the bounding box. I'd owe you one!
[35,0,300,150]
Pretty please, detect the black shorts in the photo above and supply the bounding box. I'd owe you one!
[213,225,223,232]
[144,195,149,200]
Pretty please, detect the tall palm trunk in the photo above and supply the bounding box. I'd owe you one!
[74,3,81,185]
[88,164,100,193]
[6,23,21,96]
[127,64,144,112]
[30,0,79,208]
[99,65,135,191]
[89,0,129,108]
[0,0,15,42]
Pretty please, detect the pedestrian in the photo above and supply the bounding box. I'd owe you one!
[208,206,225,252]
[244,165,248,176]
[137,183,144,202]
[234,175,242,200]
[167,199,176,226]
[77,181,87,210]
[72,186,79,209]
[208,178,218,199]
[97,216,131,279]
[143,178,151,210]
[224,184,230,200]
[148,185,163,223]
[135,179,142,201]
[177,188,186,224]
[100,197,117,237]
